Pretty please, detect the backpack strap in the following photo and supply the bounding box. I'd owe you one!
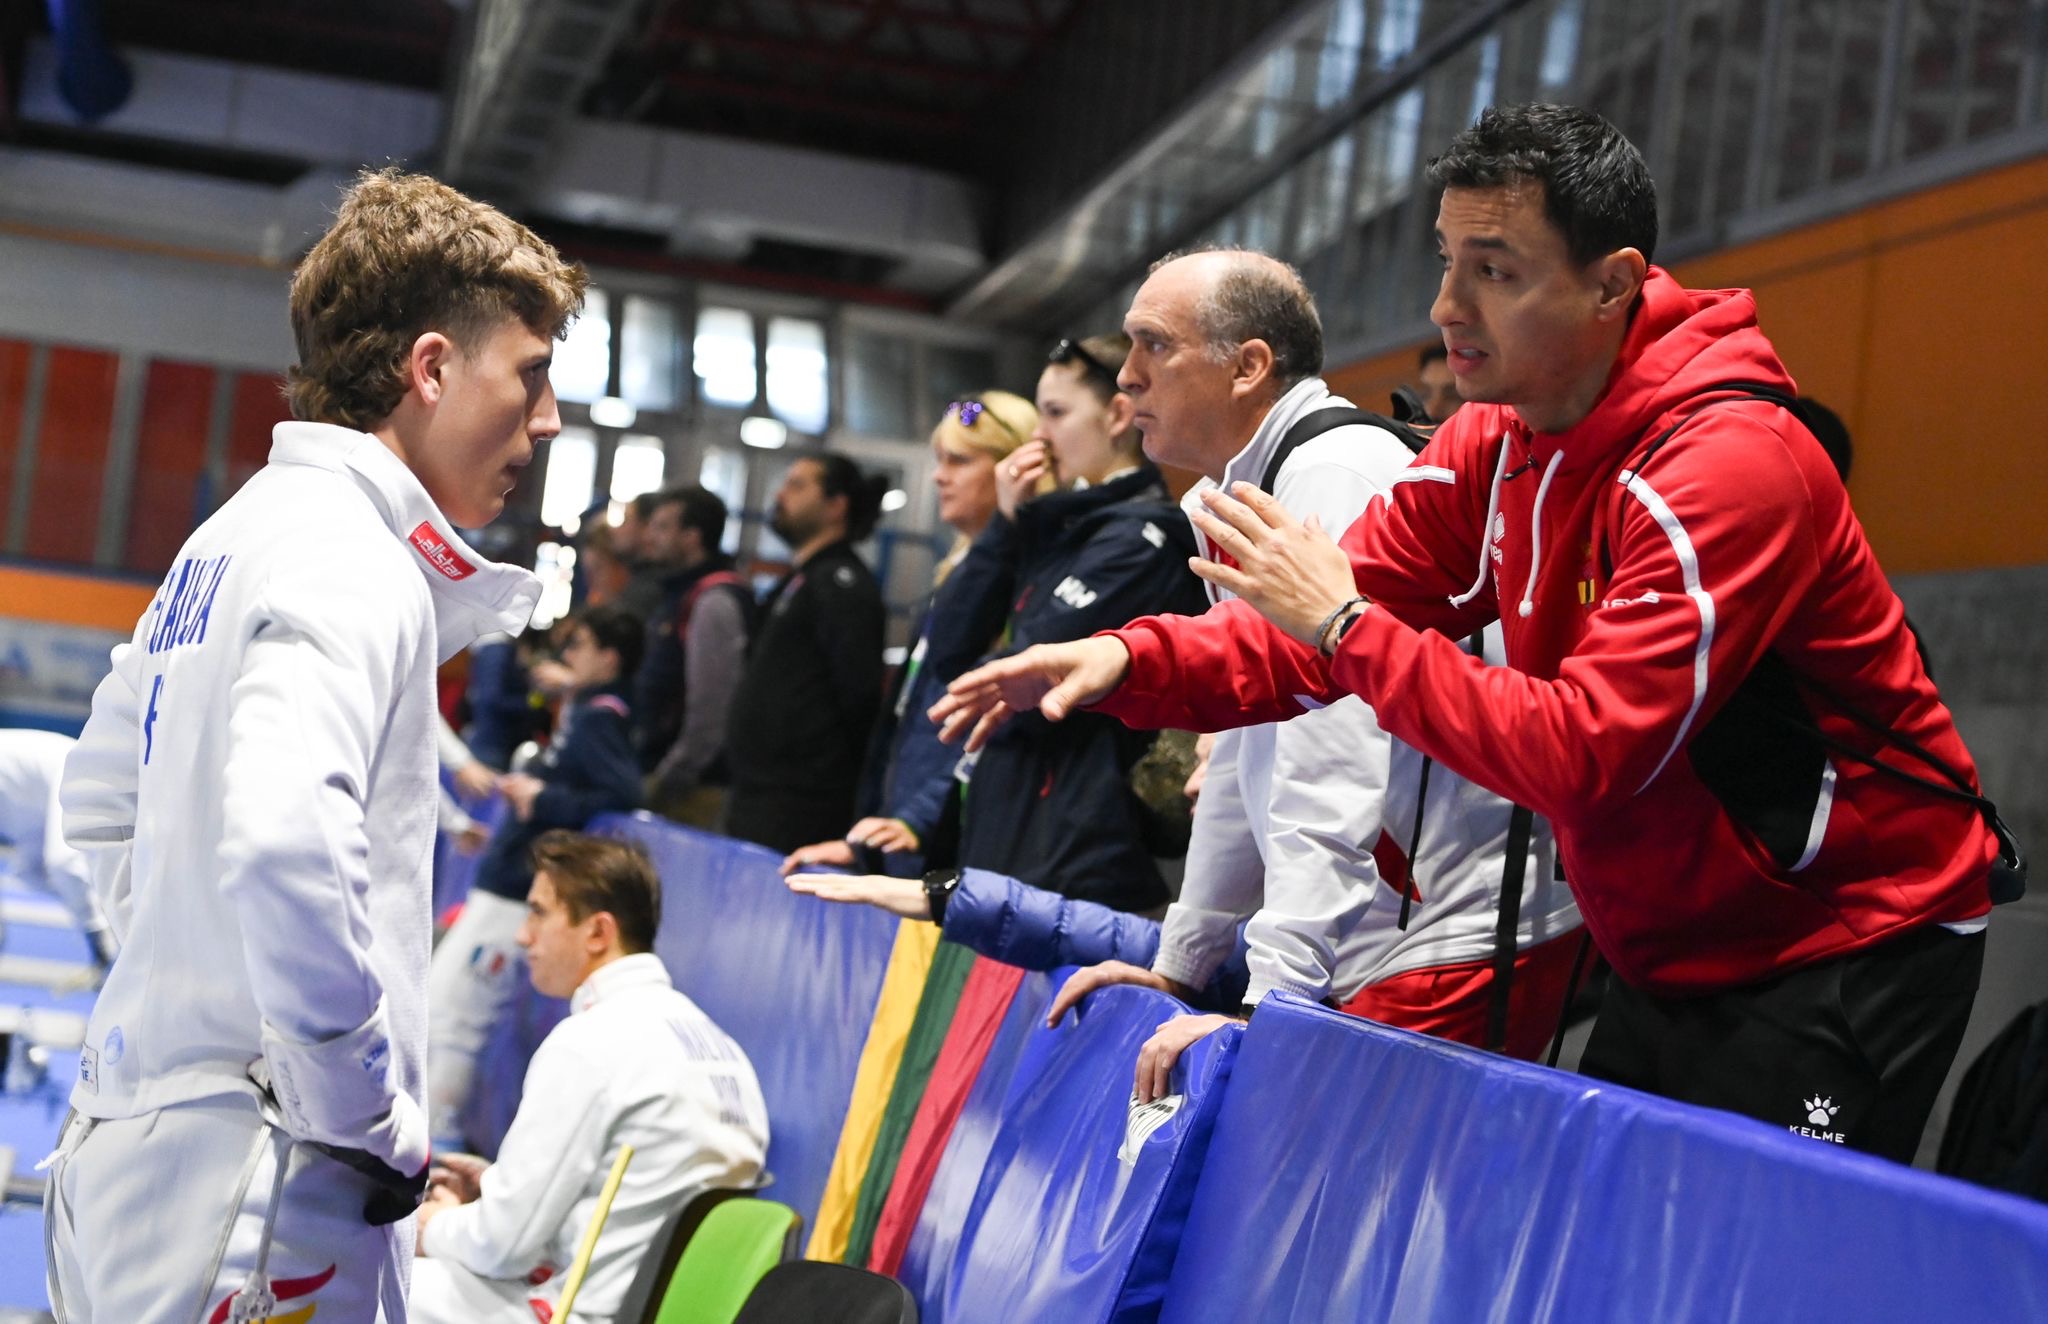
[1259,405,1430,494]
[1608,381,2025,903]
[1486,803,1534,1054]
[1617,380,1802,481]
[1765,672,2027,902]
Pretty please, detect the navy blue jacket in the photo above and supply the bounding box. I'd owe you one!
[475,682,642,900]
[940,868,1249,1012]
[853,551,1014,875]
[930,464,1207,913]
[462,637,544,771]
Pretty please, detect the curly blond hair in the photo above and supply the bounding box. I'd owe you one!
[286,168,588,429]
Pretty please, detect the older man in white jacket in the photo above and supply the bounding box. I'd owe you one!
[1039,251,1583,1098]
[43,169,576,1323]
[411,832,768,1324]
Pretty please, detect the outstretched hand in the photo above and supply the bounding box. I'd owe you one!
[1045,960,1191,1027]
[786,872,932,921]
[929,636,1133,751]
[1187,483,1362,648]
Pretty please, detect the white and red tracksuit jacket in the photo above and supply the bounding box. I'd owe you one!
[1156,377,1579,1007]
[1101,268,1994,996]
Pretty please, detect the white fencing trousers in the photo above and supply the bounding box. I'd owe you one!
[425,890,530,1147]
[44,1094,410,1323]
[408,1258,553,1324]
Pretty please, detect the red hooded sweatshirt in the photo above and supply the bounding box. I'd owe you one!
[1102,269,1994,995]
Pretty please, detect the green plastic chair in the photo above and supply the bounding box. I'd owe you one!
[650,1197,805,1324]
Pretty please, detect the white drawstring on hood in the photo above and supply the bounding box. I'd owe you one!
[1443,433,1566,618]
[1518,451,1565,618]
[1448,435,1511,608]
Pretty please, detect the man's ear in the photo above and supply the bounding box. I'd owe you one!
[1592,248,1649,321]
[586,910,618,956]
[1104,389,1137,435]
[1231,338,1278,401]
[409,331,456,405]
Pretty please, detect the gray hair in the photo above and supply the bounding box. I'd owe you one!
[1149,246,1324,387]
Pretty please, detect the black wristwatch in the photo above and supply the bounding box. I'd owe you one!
[923,868,962,925]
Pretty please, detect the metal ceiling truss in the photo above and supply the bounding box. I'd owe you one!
[441,0,645,203]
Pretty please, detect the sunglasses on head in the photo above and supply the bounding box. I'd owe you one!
[946,398,1025,444]
[1048,338,1121,388]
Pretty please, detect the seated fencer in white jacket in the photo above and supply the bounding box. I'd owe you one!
[411,831,768,1324]
[45,168,575,1324]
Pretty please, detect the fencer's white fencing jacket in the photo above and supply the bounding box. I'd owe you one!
[1155,379,1581,1005]
[60,423,539,1177]
[420,954,770,1322]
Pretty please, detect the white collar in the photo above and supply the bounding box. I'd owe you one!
[1180,377,1344,519]
[1069,464,1143,492]
[571,951,673,1014]
[1223,377,1341,491]
[1180,378,1344,605]
[268,422,541,661]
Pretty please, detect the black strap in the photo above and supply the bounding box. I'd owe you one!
[1620,380,1800,477]
[1545,933,1598,1069]
[1398,754,1432,934]
[1486,803,1533,1053]
[1395,630,1485,934]
[1260,405,1429,494]
[1761,674,2026,895]
[1611,380,2026,900]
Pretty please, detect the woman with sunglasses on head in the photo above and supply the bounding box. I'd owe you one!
[779,390,1038,879]
[921,334,1208,915]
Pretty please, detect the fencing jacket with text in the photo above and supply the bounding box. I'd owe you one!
[420,954,768,1322]
[1155,379,1579,1005]
[1103,270,1994,995]
[59,423,540,1176]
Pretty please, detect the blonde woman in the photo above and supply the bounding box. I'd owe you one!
[780,390,1036,876]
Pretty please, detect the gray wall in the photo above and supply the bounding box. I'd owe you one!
[1895,563,2048,1163]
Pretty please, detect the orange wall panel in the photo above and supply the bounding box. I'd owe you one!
[23,347,118,565]
[0,563,156,631]
[124,360,215,575]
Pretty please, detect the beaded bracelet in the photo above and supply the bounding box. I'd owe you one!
[1314,596,1369,656]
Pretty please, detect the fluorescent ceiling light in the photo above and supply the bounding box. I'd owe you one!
[589,396,638,429]
[740,416,790,449]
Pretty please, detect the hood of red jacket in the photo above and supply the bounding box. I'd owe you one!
[1508,267,1798,471]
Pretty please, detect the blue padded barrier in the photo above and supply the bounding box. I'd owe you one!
[460,979,567,1160]
[592,813,899,1227]
[1160,995,2048,1324]
[935,983,1240,1324]
[898,968,1060,1323]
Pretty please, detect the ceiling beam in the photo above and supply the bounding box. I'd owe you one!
[661,68,972,136]
[792,0,1044,42]
[656,21,986,86]
[441,0,644,202]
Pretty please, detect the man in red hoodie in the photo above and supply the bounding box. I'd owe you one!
[935,104,2000,1163]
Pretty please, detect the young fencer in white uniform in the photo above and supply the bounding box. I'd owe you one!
[42,169,580,1323]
